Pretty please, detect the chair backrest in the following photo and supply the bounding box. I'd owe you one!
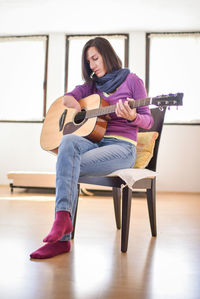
[139,107,166,172]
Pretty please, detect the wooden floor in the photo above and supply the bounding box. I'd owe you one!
[0,185,200,299]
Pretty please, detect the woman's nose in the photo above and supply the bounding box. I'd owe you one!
[90,60,96,70]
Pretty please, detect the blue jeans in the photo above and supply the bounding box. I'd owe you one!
[55,134,136,241]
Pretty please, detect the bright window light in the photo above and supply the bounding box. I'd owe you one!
[148,33,200,124]
[0,36,47,122]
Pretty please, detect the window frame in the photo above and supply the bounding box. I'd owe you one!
[146,32,200,126]
[0,35,49,123]
[65,33,129,93]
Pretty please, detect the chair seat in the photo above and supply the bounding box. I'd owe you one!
[79,168,157,190]
[106,168,158,190]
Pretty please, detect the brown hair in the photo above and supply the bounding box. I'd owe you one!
[82,37,122,83]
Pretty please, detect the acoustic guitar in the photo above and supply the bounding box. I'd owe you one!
[40,93,183,154]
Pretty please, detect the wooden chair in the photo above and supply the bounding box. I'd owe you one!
[72,107,166,252]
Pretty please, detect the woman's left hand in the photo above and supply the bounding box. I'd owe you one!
[115,98,137,121]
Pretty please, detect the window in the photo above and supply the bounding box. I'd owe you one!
[0,36,48,122]
[146,33,200,124]
[65,34,128,93]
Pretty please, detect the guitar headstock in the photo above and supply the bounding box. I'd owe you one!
[152,93,183,107]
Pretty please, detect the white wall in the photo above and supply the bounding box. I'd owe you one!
[157,125,200,192]
[1,32,200,192]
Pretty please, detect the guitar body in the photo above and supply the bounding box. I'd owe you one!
[40,94,109,153]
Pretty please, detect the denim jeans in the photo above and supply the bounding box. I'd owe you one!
[55,134,136,241]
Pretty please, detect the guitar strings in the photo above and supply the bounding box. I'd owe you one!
[74,98,151,121]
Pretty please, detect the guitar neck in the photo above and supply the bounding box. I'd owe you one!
[86,97,151,118]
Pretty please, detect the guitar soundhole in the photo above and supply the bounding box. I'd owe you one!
[74,109,86,124]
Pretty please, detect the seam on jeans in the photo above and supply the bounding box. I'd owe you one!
[69,150,76,209]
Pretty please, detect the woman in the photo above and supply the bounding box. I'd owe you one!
[30,37,153,259]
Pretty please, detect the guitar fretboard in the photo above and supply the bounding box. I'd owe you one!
[86,97,151,118]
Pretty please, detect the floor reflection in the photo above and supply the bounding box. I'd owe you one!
[0,191,200,299]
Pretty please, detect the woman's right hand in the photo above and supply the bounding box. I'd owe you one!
[62,95,81,112]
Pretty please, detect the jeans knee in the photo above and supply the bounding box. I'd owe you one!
[60,134,81,151]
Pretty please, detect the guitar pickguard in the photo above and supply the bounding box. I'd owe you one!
[63,119,88,135]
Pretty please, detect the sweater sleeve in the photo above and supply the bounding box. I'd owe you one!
[127,74,154,129]
[65,83,94,100]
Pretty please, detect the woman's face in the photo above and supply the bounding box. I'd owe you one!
[86,46,106,77]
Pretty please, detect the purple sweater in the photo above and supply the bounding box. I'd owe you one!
[66,73,154,143]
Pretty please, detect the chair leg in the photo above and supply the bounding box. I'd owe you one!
[146,178,157,237]
[121,186,132,252]
[112,187,121,229]
[71,184,80,240]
